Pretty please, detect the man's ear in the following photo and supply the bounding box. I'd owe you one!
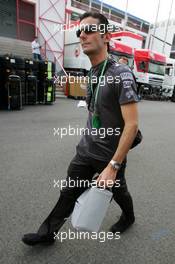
[101,32,111,44]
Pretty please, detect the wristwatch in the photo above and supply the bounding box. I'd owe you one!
[109,160,121,170]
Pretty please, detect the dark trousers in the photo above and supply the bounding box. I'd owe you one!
[33,53,42,61]
[37,153,134,235]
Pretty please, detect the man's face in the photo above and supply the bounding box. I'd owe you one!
[78,17,109,56]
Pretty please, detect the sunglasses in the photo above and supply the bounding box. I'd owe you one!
[76,24,100,38]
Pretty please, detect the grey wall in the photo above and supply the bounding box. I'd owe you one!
[0,0,17,38]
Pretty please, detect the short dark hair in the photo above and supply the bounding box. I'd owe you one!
[121,57,129,63]
[79,12,110,52]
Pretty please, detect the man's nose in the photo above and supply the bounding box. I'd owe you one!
[79,30,87,39]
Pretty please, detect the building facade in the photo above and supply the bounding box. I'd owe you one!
[0,0,36,41]
[146,19,175,58]
[0,0,66,70]
[65,0,150,48]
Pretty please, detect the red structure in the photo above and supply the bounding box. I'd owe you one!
[38,0,66,72]
[134,49,166,73]
[110,40,133,56]
[16,0,36,41]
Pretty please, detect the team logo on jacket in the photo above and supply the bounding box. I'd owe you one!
[120,72,133,81]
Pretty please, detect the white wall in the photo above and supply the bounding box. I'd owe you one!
[146,19,175,56]
[64,26,91,70]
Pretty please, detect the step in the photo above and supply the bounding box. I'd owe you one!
[56,87,64,92]
[0,36,32,59]
[55,91,67,99]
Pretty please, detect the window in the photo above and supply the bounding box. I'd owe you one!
[111,9,124,19]
[77,0,89,5]
[171,34,175,51]
[142,23,149,33]
[170,52,175,59]
[142,38,146,49]
[0,0,16,38]
[17,0,35,41]
[102,6,109,17]
[91,1,100,9]
[102,6,109,14]
[71,12,80,21]
[148,62,165,76]
[165,66,173,76]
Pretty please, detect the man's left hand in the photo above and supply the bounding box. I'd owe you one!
[96,165,118,188]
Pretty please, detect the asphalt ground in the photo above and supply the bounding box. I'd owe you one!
[0,99,175,264]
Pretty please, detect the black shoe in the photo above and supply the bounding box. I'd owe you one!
[109,213,135,234]
[22,233,55,246]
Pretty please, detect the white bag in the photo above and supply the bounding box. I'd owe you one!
[71,187,113,232]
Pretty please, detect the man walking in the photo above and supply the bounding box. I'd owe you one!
[22,12,139,246]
